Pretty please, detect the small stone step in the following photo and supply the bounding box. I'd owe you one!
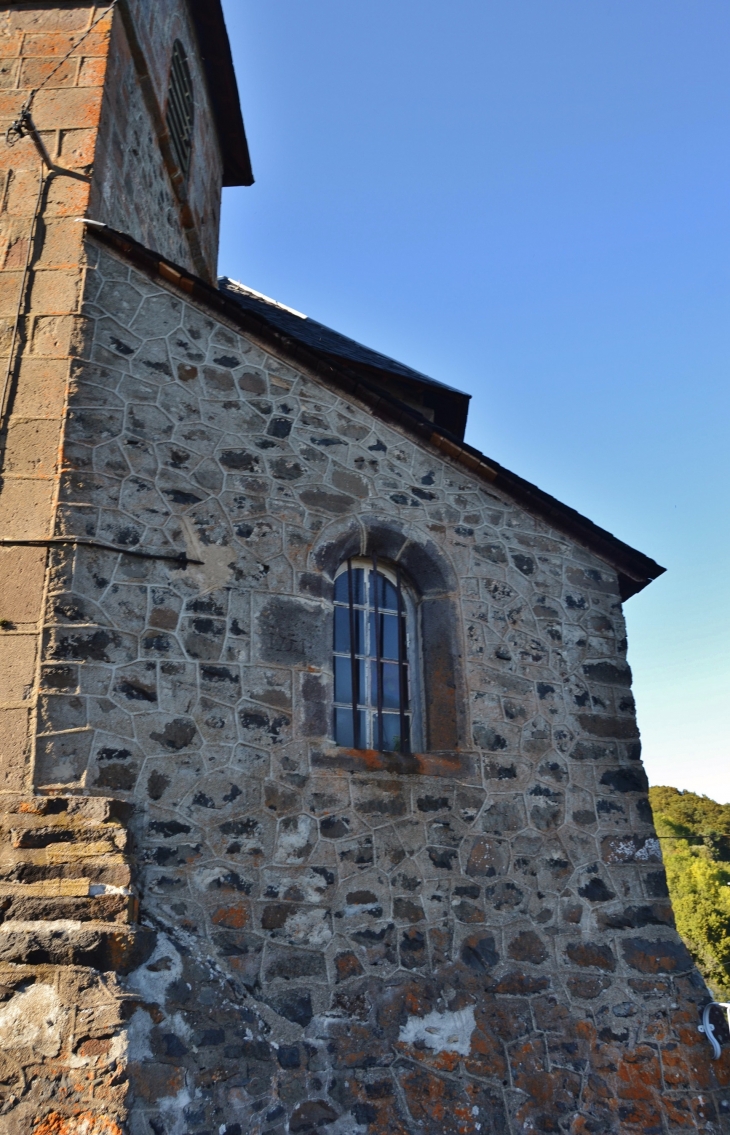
[0,878,93,897]
[0,857,132,888]
[1,796,132,824]
[8,823,127,851]
[0,920,155,973]
[0,794,144,972]
[0,892,136,924]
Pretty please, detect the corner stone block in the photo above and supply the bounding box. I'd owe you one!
[2,418,60,478]
[0,478,54,539]
[34,728,93,789]
[0,707,30,790]
[10,357,69,419]
[5,6,93,30]
[0,270,23,317]
[0,546,46,621]
[31,85,104,130]
[29,267,83,316]
[0,634,37,703]
[30,313,79,357]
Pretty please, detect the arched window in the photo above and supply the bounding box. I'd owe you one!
[333,557,418,752]
[166,40,194,177]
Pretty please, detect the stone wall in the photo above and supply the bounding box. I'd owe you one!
[22,234,728,1133]
[91,0,225,282]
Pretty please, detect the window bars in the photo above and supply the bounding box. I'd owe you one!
[333,556,411,753]
[166,40,194,178]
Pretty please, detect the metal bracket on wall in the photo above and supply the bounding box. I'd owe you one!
[6,108,90,183]
[0,537,203,567]
[698,1002,730,1059]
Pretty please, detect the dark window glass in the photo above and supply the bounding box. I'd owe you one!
[166,40,194,177]
[333,559,413,752]
[382,713,407,753]
[335,568,365,605]
[334,707,367,750]
[370,572,398,611]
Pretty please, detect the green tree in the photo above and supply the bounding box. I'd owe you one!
[649,786,730,998]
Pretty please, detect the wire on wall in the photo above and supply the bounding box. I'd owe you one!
[0,163,46,435]
[6,0,118,143]
[1,2,118,435]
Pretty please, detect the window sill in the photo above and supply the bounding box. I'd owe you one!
[312,747,479,781]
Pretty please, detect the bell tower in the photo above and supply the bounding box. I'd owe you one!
[0,0,251,797]
[0,4,251,1130]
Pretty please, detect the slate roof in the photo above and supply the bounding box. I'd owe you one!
[220,280,471,440]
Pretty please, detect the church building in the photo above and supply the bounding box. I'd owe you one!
[0,2,727,1133]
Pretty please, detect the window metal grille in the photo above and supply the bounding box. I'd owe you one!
[166,40,194,178]
[333,556,412,753]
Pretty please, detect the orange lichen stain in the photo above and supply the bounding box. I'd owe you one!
[660,1045,691,1088]
[464,1031,508,1079]
[396,1042,461,1072]
[574,1019,596,1042]
[661,1096,697,1129]
[612,1098,663,1129]
[403,988,428,1016]
[431,1050,461,1073]
[571,1118,607,1135]
[33,1113,124,1135]
[212,903,249,929]
[616,1045,661,1101]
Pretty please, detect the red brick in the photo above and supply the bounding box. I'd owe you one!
[58,127,97,167]
[32,86,103,130]
[18,56,78,89]
[20,29,111,58]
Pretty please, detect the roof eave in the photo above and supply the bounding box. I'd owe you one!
[188,0,253,187]
[84,223,665,599]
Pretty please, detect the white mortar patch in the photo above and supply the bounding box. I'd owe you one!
[127,1005,154,1061]
[0,983,67,1057]
[126,932,183,1006]
[398,1005,476,1055]
[274,815,317,864]
[182,518,235,595]
[159,1085,192,1135]
[280,906,332,947]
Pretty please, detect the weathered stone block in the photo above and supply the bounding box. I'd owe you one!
[256,595,329,667]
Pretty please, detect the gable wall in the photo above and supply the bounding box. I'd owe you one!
[23,238,727,1133]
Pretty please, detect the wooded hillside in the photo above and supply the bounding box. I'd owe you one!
[649,785,730,998]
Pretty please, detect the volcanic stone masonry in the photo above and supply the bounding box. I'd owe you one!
[0,2,727,1134]
[0,229,725,1133]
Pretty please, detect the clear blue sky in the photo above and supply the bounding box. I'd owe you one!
[219,1,730,802]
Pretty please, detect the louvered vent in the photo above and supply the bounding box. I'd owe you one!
[166,40,194,177]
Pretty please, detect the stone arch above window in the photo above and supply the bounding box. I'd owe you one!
[311,517,466,752]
